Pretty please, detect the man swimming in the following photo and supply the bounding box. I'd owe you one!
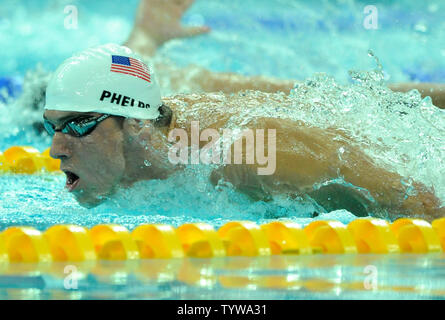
[43,43,444,220]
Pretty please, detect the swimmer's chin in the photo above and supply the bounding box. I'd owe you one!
[74,184,135,208]
[74,194,107,209]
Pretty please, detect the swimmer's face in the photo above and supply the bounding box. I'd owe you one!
[43,110,126,208]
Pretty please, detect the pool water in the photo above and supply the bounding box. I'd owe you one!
[0,0,444,299]
[1,254,444,300]
[2,0,445,82]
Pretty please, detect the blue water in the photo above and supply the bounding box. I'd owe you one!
[2,0,445,81]
[0,0,444,299]
[1,254,445,299]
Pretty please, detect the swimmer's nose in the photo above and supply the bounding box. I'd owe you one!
[49,132,72,160]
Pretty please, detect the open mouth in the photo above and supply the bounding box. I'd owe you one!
[64,170,80,192]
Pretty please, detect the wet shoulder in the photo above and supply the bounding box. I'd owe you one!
[162,90,293,130]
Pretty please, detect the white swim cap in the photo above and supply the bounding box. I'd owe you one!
[45,43,162,120]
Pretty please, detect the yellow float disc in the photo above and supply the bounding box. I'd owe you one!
[1,227,52,263]
[89,224,139,260]
[132,224,184,259]
[3,146,44,174]
[218,221,271,256]
[347,218,400,253]
[304,220,357,254]
[176,223,225,258]
[44,225,96,262]
[261,221,312,255]
[0,153,11,173]
[432,218,445,251]
[391,218,441,253]
[0,233,8,263]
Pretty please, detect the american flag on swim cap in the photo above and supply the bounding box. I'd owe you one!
[110,55,151,83]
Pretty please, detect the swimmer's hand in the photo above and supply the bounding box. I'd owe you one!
[125,0,210,55]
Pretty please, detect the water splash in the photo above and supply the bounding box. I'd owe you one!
[287,55,444,202]
[348,50,385,85]
[0,65,52,151]
[0,52,444,228]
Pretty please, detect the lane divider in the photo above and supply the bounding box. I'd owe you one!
[0,218,443,264]
[347,218,399,254]
[218,221,271,257]
[176,223,225,258]
[0,152,11,173]
[304,220,357,254]
[0,147,61,174]
[44,225,96,262]
[390,218,441,253]
[89,225,140,260]
[1,227,52,263]
[133,224,184,259]
[260,221,312,255]
[432,218,445,251]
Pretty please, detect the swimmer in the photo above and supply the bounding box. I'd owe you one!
[22,0,445,126]
[43,44,444,220]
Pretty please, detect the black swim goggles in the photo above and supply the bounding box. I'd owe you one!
[43,114,111,137]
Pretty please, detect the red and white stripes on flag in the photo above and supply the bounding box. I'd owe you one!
[110,55,151,83]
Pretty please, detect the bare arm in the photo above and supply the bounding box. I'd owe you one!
[185,67,296,94]
[192,77,445,105]
[164,62,445,99]
[125,3,445,101]
[190,77,445,105]
[124,0,210,56]
[180,70,445,103]
[124,0,295,94]
[211,117,444,220]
